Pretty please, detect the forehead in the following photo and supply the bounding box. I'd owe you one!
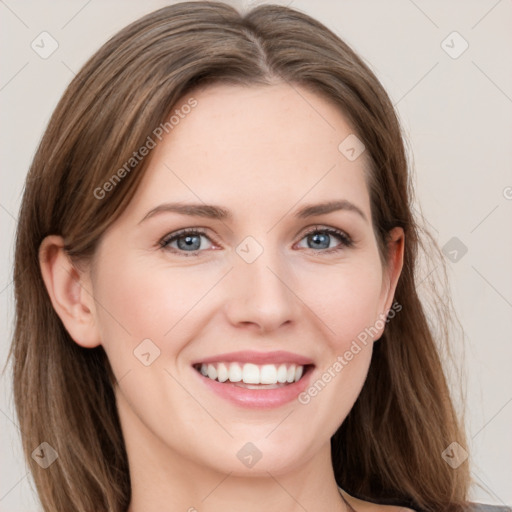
[166,82,358,163]
[123,83,371,222]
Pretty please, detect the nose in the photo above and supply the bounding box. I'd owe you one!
[223,242,300,334]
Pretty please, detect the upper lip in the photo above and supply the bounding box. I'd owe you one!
[191,350,314,366]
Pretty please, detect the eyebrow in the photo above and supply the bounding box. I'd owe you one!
[138,199,368,224]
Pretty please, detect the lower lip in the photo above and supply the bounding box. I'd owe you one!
[192,366,314,409]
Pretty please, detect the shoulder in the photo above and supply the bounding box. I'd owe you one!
[339,488,512,512]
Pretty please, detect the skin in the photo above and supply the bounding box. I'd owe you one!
[39,83,408,512]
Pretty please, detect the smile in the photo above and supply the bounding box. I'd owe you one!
[192,362,315,408]
[193,362,308,387]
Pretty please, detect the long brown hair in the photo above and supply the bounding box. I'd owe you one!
[5,2,470,511]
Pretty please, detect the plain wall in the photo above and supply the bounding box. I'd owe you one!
[1,0,511,510]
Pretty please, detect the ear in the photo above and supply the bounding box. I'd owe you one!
[39,235,101,348]
[378,226,405,319]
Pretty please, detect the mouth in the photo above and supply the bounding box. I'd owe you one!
[192,362,314,389]
[191,360,315,408]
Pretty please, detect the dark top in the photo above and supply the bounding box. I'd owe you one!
[367,502,511,512]
[466,506,511,512]
[337,487,511,511]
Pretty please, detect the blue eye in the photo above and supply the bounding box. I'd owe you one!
[159,226,353,257]
[160,229,212,257]
[298,226,353,252]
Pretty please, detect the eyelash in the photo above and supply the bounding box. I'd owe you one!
[159,225,354,257]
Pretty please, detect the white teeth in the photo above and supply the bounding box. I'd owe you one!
[197,362,306,385]
[286,364,296,383]
[277,364,288,383]
[217,362,229,383]
[243,363,259,384]
[229,362,242,382]
[207,364,217,381]
[260,364,277,384]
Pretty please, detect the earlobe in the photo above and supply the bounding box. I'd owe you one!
[39,235,101,348]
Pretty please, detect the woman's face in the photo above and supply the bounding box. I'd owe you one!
[85,83,403,477]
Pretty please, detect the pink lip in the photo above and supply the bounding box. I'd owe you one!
[191,350,314,366]
[192,364,315,409]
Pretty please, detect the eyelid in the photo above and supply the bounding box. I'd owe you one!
[297,224,354,249]
[159,227,218,250]
[159,224,354,255]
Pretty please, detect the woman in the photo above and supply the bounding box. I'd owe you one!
[6,2,506,511]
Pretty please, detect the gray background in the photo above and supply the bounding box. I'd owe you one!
[1,0,511,510]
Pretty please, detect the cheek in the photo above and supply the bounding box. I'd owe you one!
[92,254,193,339]
[287,258,384,444]
[297,257,384,348]
[90,252,219,380]
[90,257,166,377]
